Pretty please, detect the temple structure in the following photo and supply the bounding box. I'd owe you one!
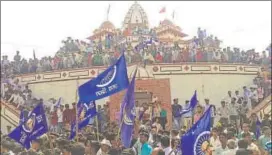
[87,1,189,47]
[154,19,188,47]
[87,21,121,43]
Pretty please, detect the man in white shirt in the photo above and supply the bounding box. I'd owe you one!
[222,139,237,155]
[161,135,175,155]
[217,101,229,126]
[214,133,229,155]
[229,98,239,128]
[57,105,64,134]
[8,91,24,108]
[250,86,258,108]
[210,128,222,153]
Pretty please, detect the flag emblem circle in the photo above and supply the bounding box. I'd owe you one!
[193,131,211,155]
[22,113,36,133]
[96,66,117,87]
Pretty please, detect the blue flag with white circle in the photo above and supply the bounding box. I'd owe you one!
[8,103,48,149]
[78,54,129,103]
[180,106,211,155]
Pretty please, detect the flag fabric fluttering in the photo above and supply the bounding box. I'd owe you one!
[175,91,197,117]
[69,101,97,140]
[256,118,261,139]
[180,106,212,155]
[56,97,62,108]
[78,54,129,103]
[159,7,166,13]
[120,69,137,148]
[8,103,48,149]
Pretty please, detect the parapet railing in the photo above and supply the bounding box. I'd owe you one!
[0,100,20,127]
[247,95,272,118]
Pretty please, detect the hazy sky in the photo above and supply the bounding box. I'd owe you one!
[1,1,271,59]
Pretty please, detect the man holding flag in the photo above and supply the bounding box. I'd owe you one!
[180,106,212,155]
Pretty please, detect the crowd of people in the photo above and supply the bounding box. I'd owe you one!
[1,28,271,155]
[1,65,271,155]
[1,28,271,78]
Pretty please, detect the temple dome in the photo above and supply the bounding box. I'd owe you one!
[123,2,149,30]
[161,19,174,26]
[100,21,115,29]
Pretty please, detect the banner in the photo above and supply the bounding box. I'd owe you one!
[78,54,129,103]
[8,103,48,149]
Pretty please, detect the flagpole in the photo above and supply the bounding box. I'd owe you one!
[47,133,54,155]
[75,77,79,142]
[95,112,100,141]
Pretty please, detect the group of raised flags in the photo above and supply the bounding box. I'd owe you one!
[9,51,214,155]
[9,53,131,150]
[134,37,159,52]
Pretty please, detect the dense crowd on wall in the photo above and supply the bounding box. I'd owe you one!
[1,28,271,155]
[1,29,271,79]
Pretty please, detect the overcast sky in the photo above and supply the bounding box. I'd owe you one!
[1,1,271,59]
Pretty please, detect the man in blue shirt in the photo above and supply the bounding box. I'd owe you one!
[140,132,153,155]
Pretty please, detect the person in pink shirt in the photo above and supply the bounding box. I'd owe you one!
[194,105,203,124]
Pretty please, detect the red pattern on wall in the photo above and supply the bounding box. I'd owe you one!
[109,78,172,129]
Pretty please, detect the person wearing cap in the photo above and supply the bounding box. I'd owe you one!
[140,132,153,155]
[96,139,111,155]
[258,126,271,154]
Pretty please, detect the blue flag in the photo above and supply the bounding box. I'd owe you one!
[120,69,137,148]
[256,118,261,139]
[69,101,97,140]
[78,54,129,103]
[180,105,211,155]
[56,97,62,108]
[138,110,145,121]
[8,103,48,149]
[176,90,197,117]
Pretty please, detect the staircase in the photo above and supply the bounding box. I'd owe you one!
[247,95,271,118]
[0,100,20,134]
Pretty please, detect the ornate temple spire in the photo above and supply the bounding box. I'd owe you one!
[123,2,149,30]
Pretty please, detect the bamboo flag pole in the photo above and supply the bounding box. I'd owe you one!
[95,111,100,141]
[75,77,79,142]
[47,133,54,155]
